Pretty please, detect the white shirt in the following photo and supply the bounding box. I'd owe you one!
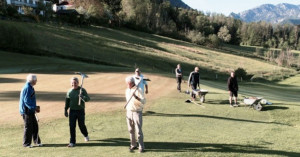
[133,74,147,93]
[125,87,146,112]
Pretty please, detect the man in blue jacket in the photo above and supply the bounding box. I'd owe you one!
[19,74,42,148]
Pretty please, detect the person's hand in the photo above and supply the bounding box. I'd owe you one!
[145,89,148,94]
[64,110,68,117]
[35,106,40,113]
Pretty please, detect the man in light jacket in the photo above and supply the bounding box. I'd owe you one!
[125,76,146,153]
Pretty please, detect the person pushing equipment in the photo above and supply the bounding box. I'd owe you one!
[188,67,200,101]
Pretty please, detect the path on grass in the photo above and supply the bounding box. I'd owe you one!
[0,73,175,125]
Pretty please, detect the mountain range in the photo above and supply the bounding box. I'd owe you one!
[230,3,300,25]
[169,0,190,9]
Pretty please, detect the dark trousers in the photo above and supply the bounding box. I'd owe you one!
[22,114,41,146]
[191,83,197,99]
[176,77,182,91]
[69,109,88,144]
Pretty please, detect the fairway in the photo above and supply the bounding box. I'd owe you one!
[1,73,300,157]
[0,73,174,125]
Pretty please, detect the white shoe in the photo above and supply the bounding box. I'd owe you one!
[84,136,89,142]
[67,143,75,147]
[25,145,33,148]
[36,143,43,147]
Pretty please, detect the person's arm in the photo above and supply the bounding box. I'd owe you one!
[145,84,148,94]
[65,92,70,117]
[133,89,146,104]
[81,88,90,102]
[236,78,239,91]
[188,72,193,86]
[198,73,201,88]
[227,78,231,91]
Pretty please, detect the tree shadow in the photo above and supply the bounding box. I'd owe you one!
[0,91,124,102]
[43,138,300,156]
[0,77,23,83]
[143,111,290,126]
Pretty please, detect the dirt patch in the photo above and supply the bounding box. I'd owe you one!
[0,73,175,125]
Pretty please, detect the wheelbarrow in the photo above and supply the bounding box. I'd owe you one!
[243,97,264,111]
[191,89,209,103]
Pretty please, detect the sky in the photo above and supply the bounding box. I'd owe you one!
[182,0,300,15]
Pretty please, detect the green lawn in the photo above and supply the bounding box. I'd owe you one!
[1,79,299,157]
[1,21,296,81]
[1,21,300,156]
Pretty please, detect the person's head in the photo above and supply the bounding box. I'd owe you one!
[135,68,141,76]
[194,67,199,72]
[27,74,37,86]
[125,76,135,88]
[70,77,79,89]
[230,71,235,78]
[177,64,181,69]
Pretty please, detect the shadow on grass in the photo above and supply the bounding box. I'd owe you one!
[143,111,290,126]
[0,91,124,102]
[205,100,229,105]
[262,105,289,111]
[43,138,300,156]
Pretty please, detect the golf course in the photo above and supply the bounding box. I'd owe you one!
[0,21,300,157]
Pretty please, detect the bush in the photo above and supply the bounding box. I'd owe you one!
[207,34,221,48]
[6,5,18,17]
[187,30,205,45]
[235,67,247,80]
[0,22,38,54]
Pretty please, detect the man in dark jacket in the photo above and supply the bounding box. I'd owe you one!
[65,77,90,147]
[19,74,42,148]
[188,67,200,100]
[227,71,238,107]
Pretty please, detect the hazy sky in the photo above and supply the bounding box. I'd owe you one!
[182,0,300,15]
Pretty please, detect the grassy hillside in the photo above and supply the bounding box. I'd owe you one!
[0,21,297,81]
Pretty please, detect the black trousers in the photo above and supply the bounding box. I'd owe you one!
[22,114,41,146]
[69,109,88,144]
[191,83,197,99]
[176,77,182,91]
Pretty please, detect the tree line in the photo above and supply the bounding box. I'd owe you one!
[1,0,300,50]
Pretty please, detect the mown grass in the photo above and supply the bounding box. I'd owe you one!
[0,20,296,81]
[1,80,299,157]
[0,50,130,73]
[1,20,300,156]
